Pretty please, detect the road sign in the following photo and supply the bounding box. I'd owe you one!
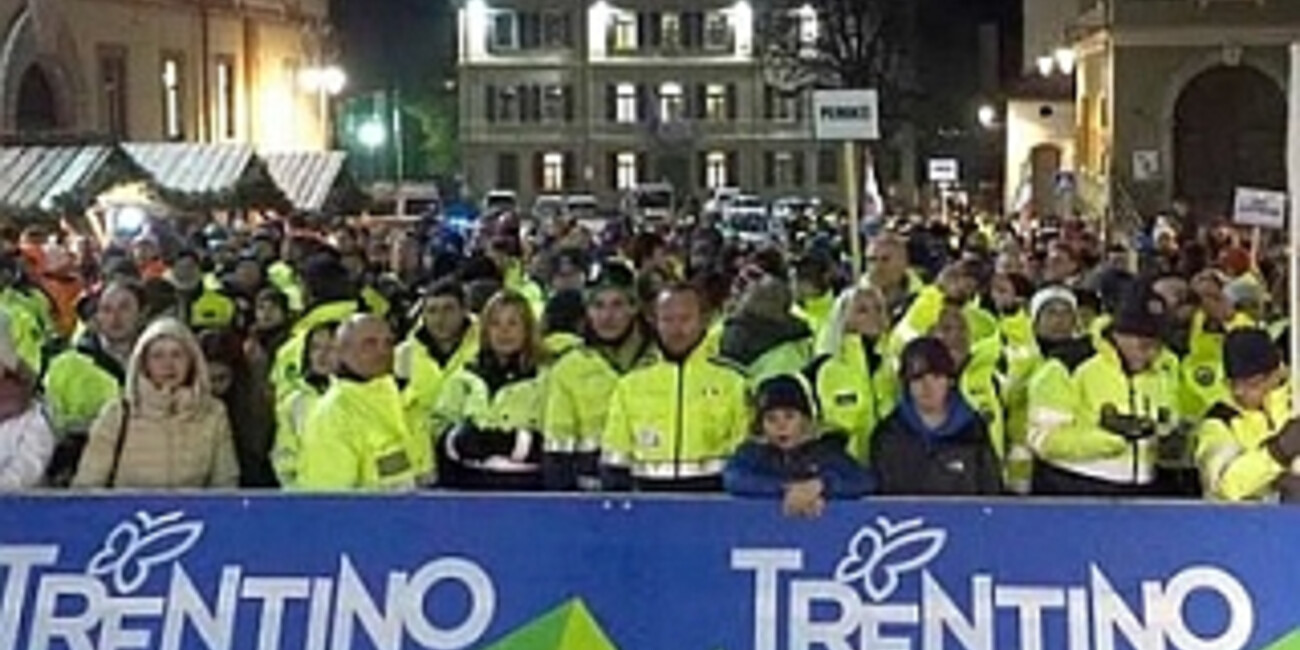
[813,90,880,141]
[1233,186,1287,229]
[928,158,960,183]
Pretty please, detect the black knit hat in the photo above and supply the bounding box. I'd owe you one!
[756,375,814,418]
[1111,283,1166,340]
[900,337,957,381]
[586,260,636,300]
[1223,328,1281,381]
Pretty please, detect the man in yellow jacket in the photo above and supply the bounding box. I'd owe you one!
[297,315,422,490]
[602,283,749,492]
[1196,328,1295,501]
[396,279,479,448]
[271,254,359,402]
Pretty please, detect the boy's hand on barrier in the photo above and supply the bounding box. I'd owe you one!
[783,479,826,519]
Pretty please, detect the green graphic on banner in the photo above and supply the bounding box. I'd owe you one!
[483,598,620,650]
[1262,629,1300,650]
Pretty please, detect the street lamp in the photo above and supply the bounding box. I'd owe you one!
[358,119,387,149]
[978,104,998,130]
[300,65,346,148]
[1054,47,1077,75]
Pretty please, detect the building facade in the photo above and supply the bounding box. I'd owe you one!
[1071,0,1300,220]
[0,0,332,151]
[457,0,840,205]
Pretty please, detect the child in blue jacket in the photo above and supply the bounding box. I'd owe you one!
[725,374,874,516]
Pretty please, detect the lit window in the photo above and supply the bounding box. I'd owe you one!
[492,11,518,50]
[616,83,637,123]
[543,152,565,191]
[215,57,235,140]
[659,82,683,122]
[612,12,637,51]
[616,152,638,190]
[161,54,184,140]
[662,14,681,48]
[775,152,794,185]
[705,84,727,121]
[705,12,731,51]
[706,151,727,189]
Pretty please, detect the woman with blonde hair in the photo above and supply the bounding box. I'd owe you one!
[434,289,548,490]
[73,318,239,489]
[806,284,897,461]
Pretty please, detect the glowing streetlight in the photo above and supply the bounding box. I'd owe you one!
[300,65,347,95]
[1054,47,1077,75]
[1037,55,1056,77]
[978,104,998,129]
[358,120,387,149]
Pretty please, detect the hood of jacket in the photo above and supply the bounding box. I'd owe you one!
[897,389,979,445]
[721,312,811,367]
[126,317,213,417]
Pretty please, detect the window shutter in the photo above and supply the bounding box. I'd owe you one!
[694,84,707,120]
[793,152,806,186]
[637,84,651,122]
[726,152,739,187]
[533,152,545,191]
[794,90,805,121]
[564,85,575,122]
[763,152,775,187]
[635,153,648,184]
[697,152,708,189]
[726,84,738,121]
[649,12,663,47]
[763,86,774,120]
[563,152,577,191]
[605,84,616,122]
[486,85,497,123]
[608,153,619,190]
[685,12,703,49]
[636,12,649,50]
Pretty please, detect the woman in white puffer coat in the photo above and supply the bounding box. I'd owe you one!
[0,311,54,489]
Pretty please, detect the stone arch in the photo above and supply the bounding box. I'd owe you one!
[1157,51,1286,215]
[0,5,87,134]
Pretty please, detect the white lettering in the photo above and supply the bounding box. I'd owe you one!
[99,595,163,650]
[1068,587,1090,650]
[29,575,104,650]
[1091,566,1160,650]
[0,546,57,650]
[400,558,496,650]
[242,577,311,650]
[860,604,917,650]
[995,586,1064,650]
[160,566,240,650]
[788,579,857,650]
[732,549,803,650]
[306,578,334,650]
[1158,567,1253,650]
[331,556,403,650]
[923,573,992,650]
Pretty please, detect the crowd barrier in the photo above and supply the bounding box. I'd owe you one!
[0,495,1297,650]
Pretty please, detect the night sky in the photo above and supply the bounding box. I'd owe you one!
[331,0,1023,104]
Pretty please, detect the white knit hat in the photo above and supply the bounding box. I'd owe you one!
[1030,286,1078,325]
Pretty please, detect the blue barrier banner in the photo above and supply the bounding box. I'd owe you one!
[0,495,1297,650]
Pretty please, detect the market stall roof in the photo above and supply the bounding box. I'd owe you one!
[122,142,290,212]
[0,146,144,219]
[262,150,364,214]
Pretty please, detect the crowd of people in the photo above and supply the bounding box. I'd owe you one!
[0,207,1294,514]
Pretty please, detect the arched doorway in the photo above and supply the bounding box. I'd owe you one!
[1174,65,1285,220]
[14,64,58,131]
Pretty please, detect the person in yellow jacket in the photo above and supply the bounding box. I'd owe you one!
[808,285,895,461]
[929,303,1006,461]
[1028,284,1183,496]
[297,315,420,490]
[434,290,547,490]
[41,282,145,484]
[395,280,479,450]
[602,283,750,492]
[1196,328,1294,502]
[888,263,999,360]
[865,235,925,321]
[272,323,336,487]
[1180,271,1254,421]
[1002,287,1095,494]
[720,275,815,389]
[544,262,658,490]
[793,254,836,335]
[270,254,359,402]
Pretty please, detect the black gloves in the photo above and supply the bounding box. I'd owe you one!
[1099,406,1157,441]
[1266,418,1300,466]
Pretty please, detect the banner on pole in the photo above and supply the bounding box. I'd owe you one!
[1233,186,1287,229]
[1,496,1300,650]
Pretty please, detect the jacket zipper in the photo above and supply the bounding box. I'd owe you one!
[674,361,685,480]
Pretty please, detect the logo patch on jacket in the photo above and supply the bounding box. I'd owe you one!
[636,429,661,448]
[1194,367,1216,387]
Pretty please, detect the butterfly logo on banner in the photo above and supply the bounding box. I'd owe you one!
[86,511,205,594]
[833,517,948,602]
